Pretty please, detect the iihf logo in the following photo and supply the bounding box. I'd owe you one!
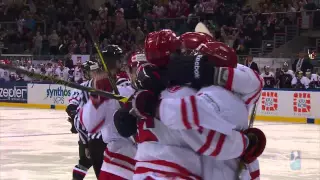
[290,150,301,170]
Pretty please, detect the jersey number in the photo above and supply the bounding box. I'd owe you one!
[137,118,158,143]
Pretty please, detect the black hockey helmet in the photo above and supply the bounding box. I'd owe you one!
[101,45,124,73]
[102,45,123,58]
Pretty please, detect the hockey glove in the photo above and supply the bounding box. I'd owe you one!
[66,104,78,119]
[114,107,138,138]
[241,128,267,164]
[167,54,236,89]
[67,117,78,134]
[131,90,160,119]
[135,63,166,95]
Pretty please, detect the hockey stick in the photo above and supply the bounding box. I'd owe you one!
[249,103,257,128]
[0,64,129,103]
[79,0,120,96]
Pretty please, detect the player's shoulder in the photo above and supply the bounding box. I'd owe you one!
[161,85,196,99]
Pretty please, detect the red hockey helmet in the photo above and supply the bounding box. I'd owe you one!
[144,29,179,67]
[179,32,215,51]
[198,42,237,68]
[127,52,147,70]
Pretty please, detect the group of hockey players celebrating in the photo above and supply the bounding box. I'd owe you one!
[66,28,267,180]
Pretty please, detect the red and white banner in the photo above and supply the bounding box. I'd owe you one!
[256,90,320,119]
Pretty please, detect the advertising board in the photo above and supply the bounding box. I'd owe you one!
[27,84,73,105]
[0,82,28,103]
[71,54,90,65]
[256,90,320,119]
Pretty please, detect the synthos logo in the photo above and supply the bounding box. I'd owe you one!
[45,86,71,104]
[0,86,27,103]
[293,92,311,114]
[261,91,278,113]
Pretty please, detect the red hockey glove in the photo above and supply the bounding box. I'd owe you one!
[241,128,266,164]
[131,90,160,119]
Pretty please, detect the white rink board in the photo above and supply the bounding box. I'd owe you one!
[27,84,73,106]
[256,90,320,118]
[0,107,319,180]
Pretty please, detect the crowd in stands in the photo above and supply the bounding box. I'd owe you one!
[0,0,319,88]
[1,0,319,56]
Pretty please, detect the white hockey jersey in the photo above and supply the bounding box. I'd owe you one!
[311,73,319,82]
[157,64,263,180]
[134,86,250,180]
[283,69,295,78]
[291,76,310,89]
[159,64,263,134]
[81,84,136,179]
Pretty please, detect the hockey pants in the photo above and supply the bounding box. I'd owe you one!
[88,137,107,178]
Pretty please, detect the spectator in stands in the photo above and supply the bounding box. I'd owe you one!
[292,52,313,74]
[245,55,260,73]
[33,31,43,55]
[48,30,60,55]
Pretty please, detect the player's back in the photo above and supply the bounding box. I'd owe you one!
[134,86,202,180]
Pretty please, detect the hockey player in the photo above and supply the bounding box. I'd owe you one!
[277,62,294,88]
[292,71,310,89]
[260,66,276,88]
[79,45,137,180]
[136,30,262,177]
[116,30,265,179]
[306,69,319,88]
[66,59,106,179]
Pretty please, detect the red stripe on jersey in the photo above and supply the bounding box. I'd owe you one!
[145,176,156,180]
[104,157,134,172]
[136,160,202,180]
[250,170,260,180]
[210,134,226,156]
[225,67,234,91]
[90,119,105,134]
[197,130,216,154]
[245,71,263,105]
[105,148,136,166]
[181,98,192,129]
[190,96,201,132]
[135,167,193,180]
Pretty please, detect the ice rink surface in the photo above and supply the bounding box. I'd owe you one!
[0,107,319,180]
